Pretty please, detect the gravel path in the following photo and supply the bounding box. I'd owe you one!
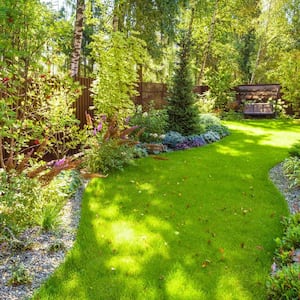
[0,164,299,300]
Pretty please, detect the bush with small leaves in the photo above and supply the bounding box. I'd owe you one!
[8,263,32,286]
[199,114,221,130]
[289,141,300,158]
[162,131,185,148]
[202,131,221,144]
[206,124,230,138]
[282,157,300,188]
[129,104,168,143]
[266,264,300,300]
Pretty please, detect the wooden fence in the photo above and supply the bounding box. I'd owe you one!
[74,77,209,126]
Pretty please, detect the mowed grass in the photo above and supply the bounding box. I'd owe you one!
[33,120,300,300]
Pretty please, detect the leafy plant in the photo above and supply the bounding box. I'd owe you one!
[162,131,185,148]
[129,104,167,143]
[84,116,138,174]
[206,124,230,138]
[48,240,66,253]
[199,114,222,130]
[282,157,300,188]
[266,264,300,299]
[90,30,147,122]
[8,263,32,286]
[289,141,300,158]
[195,91,216,114]
[38,204,62,231]
[202,131,221,144]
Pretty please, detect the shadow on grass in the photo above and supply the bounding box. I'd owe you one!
[33,120,300,300]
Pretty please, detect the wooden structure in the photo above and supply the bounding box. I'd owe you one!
[235,84,281,117]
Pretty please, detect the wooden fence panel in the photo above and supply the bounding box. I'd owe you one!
[74,77,94,127]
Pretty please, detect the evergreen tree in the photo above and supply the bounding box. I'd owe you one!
[167,31,199,135]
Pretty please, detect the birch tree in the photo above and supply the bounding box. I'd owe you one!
[70,0,85,77]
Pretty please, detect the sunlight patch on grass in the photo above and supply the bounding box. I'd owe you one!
[165,263,205,299]
[216,144,251,157]
[216,275,253,300]
[99,204,119,219]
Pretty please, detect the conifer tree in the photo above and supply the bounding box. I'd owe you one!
[167,31,199,135]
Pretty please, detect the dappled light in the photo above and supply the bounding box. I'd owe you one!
[31,120,300,299]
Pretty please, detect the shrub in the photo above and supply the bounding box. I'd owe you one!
[162,131,185,148]
[84,139,135,174]
[202,131,221,144]
[282,157,300,188]
[195,91,215,114]
[0,171,40,232]
[130,105,167,143]
[206,124,230,138]
[199,114,222,130]
[289,141,300,158]
[267,213,300,298]
[84,115,138,174]
[184,135,207,148]
[8,263,32,286]
[266,264,300,299]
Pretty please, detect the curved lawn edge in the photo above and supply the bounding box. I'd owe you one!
[31,120,300,300]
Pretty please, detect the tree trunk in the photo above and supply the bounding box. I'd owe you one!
[197,0,219,86]
[70,0,85,77]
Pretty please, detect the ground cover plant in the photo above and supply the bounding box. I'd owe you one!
[32,120,300,299]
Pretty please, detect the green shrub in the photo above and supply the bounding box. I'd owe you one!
[130,105,167,143]
[162,131,185,148]
[282,157,300,188]
[195,91,215,114]
[266,264,300,299]
[199,114,222,130]
[289,141,300,158]
[8,263,32,286]
[84,139,135,174]
[202,131,221,143]
[0,171,40,232]
[206,124,230,138]
[267,213,300,298]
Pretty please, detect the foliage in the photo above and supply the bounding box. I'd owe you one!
[204,66,236,111]
[206,124,230,138]
[129,105,168,143]
[0,171,40,232]
[289,141,300,158]
[267,213,300,299]
[8,263,32,286]
[277,50,300,116]
[30,73,86,159]
[84,139,135,174]
[167,31,199,135]
[162,131,185,149]
[202,130,221,144]
[184,135,207,148]
[90,30,147,122]
[199,113,221,129]
[282,157,300,188]
[0,168,80,235]
[220,110,244,121]
[266,263,300,300]
[195,91,216,114]
[83,116,138,174]
[133,144,149,158]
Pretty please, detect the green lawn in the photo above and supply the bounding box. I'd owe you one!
[33,120,300,300]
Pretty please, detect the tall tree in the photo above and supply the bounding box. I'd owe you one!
[70,0,85,77]
[167,29,199,135]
